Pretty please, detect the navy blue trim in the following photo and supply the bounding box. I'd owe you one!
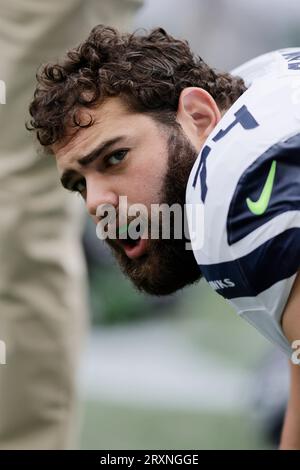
[212,105,259,142]
[199,228,300,299]
[227,132,300,246]
[192,145,211,203]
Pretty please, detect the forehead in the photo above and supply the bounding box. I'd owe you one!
[53,96,138,166]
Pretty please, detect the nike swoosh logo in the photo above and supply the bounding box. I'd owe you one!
[246,160,277,215]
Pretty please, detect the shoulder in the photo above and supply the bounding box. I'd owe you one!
[231,47,300,85]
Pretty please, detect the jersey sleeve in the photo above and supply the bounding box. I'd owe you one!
[227,131,300,357]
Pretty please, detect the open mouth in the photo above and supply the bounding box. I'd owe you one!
[118,237,148,259]
[115,223,149,259]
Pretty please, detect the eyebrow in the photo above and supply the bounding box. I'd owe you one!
[60,135,126,190]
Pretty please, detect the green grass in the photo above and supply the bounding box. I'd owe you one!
[79,400,273,450]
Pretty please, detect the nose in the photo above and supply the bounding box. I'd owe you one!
[85,176,118,221]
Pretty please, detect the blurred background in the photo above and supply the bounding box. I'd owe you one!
[1,0,299,451]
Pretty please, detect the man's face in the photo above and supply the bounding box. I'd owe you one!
[55,96,201,295]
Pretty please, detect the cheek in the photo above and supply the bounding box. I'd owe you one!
[127,166,166,207]
[128,148,168,204]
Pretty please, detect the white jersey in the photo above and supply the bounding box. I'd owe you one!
[186,48,300,357]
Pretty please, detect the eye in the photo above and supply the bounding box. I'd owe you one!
[106,149,128,167]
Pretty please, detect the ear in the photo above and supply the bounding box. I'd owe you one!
[176,87,222,150]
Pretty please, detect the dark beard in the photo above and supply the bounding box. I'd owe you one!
[106,124,202,296]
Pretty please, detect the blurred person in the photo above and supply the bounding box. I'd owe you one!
[0,1,142,450]
[28,26,300,449]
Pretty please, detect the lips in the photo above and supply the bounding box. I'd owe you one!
[120,237,149,259]
[108,222,148,259]
[113,220,149,259]
[104,218,149,259]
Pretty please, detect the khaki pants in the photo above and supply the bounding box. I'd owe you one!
[0,0,142,449]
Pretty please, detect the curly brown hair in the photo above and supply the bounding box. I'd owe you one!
[27,25,247,148]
